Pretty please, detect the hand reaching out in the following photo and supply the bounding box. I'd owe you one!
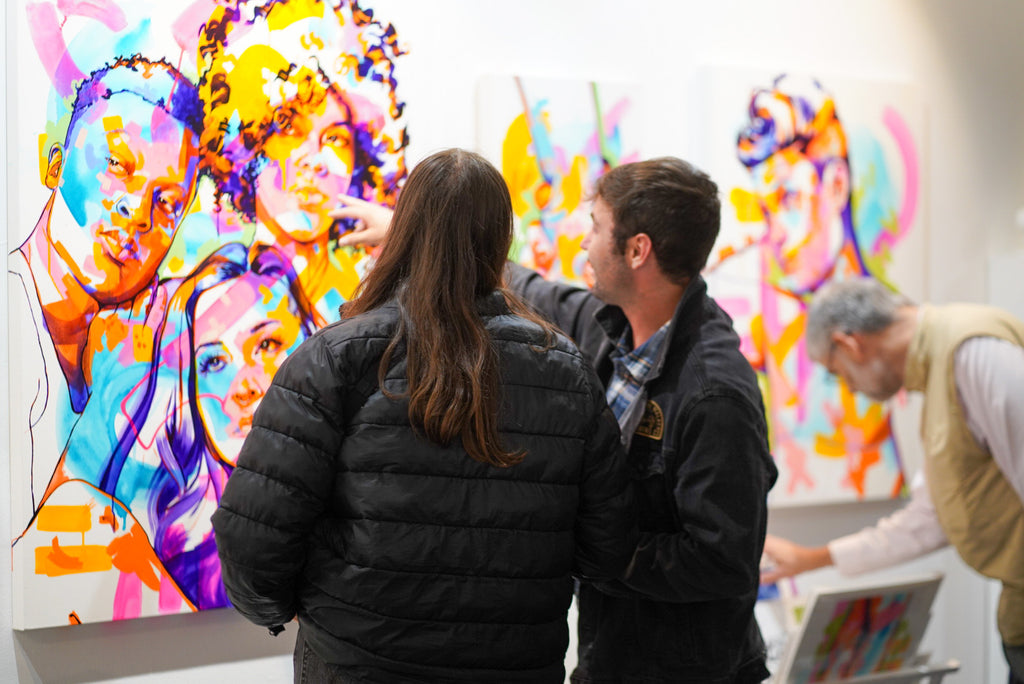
[760,534,833,584]
[332,195,395,248]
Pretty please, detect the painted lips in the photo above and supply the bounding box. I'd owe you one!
[97,227,138,264]
[295,186,327,208]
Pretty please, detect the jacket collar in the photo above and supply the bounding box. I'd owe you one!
[478,290,512,317]
[594,275,708,383]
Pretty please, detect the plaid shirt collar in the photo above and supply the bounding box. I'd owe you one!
[605,321,670,426]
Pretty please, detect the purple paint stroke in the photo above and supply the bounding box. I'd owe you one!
[56,0,127,31]
[26,2,85,99]
[881,106,919,244]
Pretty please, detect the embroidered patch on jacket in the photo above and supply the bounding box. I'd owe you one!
[635,400,664,440]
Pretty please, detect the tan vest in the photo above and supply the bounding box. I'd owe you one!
[904,304,1024,645]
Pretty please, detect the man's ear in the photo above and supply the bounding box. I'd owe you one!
[44,145,63,190]
[627,233,654,269]
[820,158,850,212]
[833,329,864,363]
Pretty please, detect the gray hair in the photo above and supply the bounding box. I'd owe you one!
[806,278,912,359]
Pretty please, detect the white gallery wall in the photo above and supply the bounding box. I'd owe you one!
[3,0,1023,681]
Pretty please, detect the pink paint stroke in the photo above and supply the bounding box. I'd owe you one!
[882,106,919,237]
[112,569,143,620]
[159,573,185,613]
[56,0,127,31]
[26,2,84,99]
[173,0,219,56]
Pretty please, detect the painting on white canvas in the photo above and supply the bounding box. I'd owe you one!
[477,75,643,285]
[9,0,408,629]
[697,68,926,506]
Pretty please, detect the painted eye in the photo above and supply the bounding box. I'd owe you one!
[155,188,184,217]
[257,337,283,354]
[107,156,127,176]
[198,354,228,375]
[273,108,298,136]
[320,124,352,149]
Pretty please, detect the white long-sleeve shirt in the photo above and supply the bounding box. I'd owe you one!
[828,335,1024,575]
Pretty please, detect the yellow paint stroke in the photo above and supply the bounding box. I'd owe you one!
[765,313,805,408]
[559,155,586,214]
[100,115,125,136]
[36,505,92,533]
[267,0,325,30]
[132,323,155,363]
[165,255,185,273]
[329,250,362,302]
[558,234,584,281]
[730,187,764,223]
[768,313,804,373]
[36,538,113,576]
[37,133,49,185]
[502,113,541,217]
[748,313,766,369]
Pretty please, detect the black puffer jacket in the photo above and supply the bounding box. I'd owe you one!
[211,292,636,683]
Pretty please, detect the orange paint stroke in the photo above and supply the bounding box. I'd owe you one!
[99,506,120,532]
[36,538,113,576]
[107,523,164,592]
[815,384,894,497]
[36,505,92,533]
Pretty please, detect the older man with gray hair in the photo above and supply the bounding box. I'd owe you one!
[763,277,1024,684]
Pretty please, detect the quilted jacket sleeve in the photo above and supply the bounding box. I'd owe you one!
[211,333,345,629]
[573,363,638,581]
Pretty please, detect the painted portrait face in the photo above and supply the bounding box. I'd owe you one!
[200,0,407,228]
[192,271,307,465]
[255,91,356,243]
[749,148,848,291]
[52,91,199,305]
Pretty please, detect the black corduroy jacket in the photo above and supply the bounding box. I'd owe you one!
[211,291,636,683]
[506,263,778,683]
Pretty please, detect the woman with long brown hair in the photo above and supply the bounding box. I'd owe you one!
[212,148,635,683]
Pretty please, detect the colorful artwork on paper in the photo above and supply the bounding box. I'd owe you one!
[700,70,925,506]
[477,75,642,285]
[776,574,941,684]
[8,0,407,629]
[807,593,916,680]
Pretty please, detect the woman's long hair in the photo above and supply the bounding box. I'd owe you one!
[344,148,556,467]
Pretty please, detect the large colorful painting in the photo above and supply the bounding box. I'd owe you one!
[700,69,925,506]
[8,0,408,629]
[477,75,642,285]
